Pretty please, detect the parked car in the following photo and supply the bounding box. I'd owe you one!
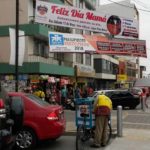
[90,89,140,109]
[5,92,66,149]
[129,87,143,98]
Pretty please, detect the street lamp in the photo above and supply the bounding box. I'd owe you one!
[15,0,19,92]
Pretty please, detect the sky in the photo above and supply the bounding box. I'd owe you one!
[100,0,150,76]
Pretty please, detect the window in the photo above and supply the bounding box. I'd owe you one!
[76,53,83,64]
[54,53,64,61]
[33,39,49,58]
[85,54,91,65]
[102,60,107,70]
[10,96,23,115]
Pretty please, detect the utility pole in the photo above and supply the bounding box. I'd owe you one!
[15,0,19,92]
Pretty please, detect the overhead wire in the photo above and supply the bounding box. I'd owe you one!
[106,0,150,12]
[132,0,150,10]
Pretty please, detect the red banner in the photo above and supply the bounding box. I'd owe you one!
[83,35,146,57]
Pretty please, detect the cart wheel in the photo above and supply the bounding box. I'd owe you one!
[106,120,112,144]
[76,125,88,150]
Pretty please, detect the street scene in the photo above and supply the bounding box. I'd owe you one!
[0,0,150,150]
[35,100,150,150]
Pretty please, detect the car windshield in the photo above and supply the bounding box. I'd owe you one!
[26,94,50,106]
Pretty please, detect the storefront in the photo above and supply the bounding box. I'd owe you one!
[75,64,95,89]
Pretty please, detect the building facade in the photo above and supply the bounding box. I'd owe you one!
[0,0,96,91]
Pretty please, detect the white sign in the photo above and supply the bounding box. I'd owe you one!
[49,32,95,52]
[35,0,139,39]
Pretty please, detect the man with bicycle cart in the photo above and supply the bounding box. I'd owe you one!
[91,92,112,148]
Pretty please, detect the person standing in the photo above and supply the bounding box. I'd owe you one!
[74,86,81,99]
[91,93,112,148]
[61,86,67,107]
[141,88,147,110]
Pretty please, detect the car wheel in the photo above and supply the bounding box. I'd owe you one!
[15,128,37,149]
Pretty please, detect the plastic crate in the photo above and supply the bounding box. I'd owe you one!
[75,98,95,129]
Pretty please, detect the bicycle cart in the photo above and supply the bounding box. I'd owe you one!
[75,98,111,150]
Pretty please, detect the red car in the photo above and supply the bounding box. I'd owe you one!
[7,92,66,149]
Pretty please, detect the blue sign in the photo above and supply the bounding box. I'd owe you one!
[49,33,64,45]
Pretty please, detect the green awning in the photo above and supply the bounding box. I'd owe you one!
[0,62,74,76]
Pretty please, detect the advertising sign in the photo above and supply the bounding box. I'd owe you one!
[83,34,146,57]
[35,0,139,39]
[49,32,95,52]
[9,28,25,66]
[48,32,146,57]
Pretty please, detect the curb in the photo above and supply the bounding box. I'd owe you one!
[64,128,117,137]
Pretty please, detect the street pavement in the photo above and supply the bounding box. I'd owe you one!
[64,98,150,150]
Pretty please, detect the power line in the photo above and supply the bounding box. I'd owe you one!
[132,0,150,9]
[107,0,150,12]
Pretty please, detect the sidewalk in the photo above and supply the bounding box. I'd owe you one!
[65,100,150,150]
[65,117,150,150]
[105,128,150,150]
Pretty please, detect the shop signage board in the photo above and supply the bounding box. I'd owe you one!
[76,64,96,78]
[48,32,95,52]
[35,0,139,39]
[117,74,127,82]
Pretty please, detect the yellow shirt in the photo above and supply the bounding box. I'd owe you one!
[34,90,45,98]
[93,94,112,112]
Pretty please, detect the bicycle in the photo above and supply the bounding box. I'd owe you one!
[75,101,112,150]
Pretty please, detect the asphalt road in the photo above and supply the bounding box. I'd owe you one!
[35,98,150,150]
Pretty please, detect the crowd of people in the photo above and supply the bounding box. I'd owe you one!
[23,82,94,108]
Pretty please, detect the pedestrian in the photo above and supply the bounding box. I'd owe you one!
[61,86,67,108]
[74,86,81,99]
[91,92,112,148]
[141,88,147,110]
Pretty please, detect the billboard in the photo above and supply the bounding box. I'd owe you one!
[35,0,139,39]
[83,34,146,57]
[49,32,95,52]
[48,32,146,57]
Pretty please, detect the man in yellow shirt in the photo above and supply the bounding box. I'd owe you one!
[91,92,112,148]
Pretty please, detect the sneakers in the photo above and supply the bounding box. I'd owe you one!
[90,144,100,148]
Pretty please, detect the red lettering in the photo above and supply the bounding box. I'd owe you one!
[71,9,84,18]
[51,6,69,16]
[86,12,106,22]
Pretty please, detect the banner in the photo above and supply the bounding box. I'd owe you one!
[49,32,95,52]
[83,34,146,57]
[35,0,139,39]
[9,28,25,66]
[49,31,146,57]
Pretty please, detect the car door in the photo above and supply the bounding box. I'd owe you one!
[110,91,121,108]
[123,91,137,108]
[119,91,130,108]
